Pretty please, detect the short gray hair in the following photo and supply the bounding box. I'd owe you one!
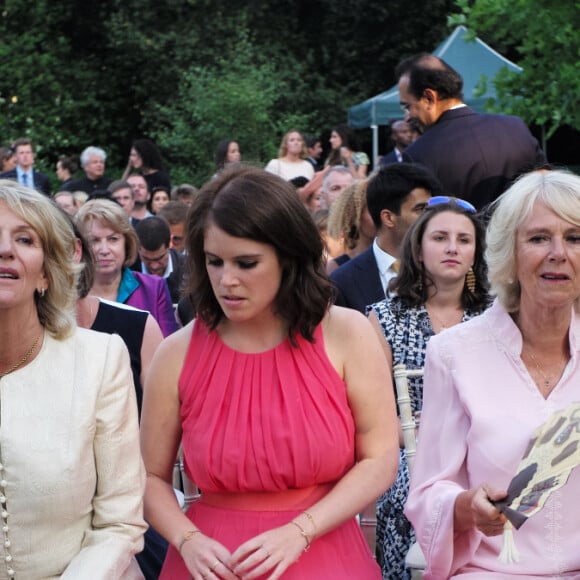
[486,169,580,312]
[322,165,352,193]
[80,146,107,167]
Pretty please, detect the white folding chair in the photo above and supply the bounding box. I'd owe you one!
[173,445,201,511]
[393,363,426,579]
[359,501,378,558]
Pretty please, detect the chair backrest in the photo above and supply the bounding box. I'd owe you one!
[173,445,201,510]
[393,363,424,475]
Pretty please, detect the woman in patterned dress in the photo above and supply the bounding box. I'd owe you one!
[368,197,490,579]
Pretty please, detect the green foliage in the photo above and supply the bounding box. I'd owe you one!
[449,0,580,137]
[0,0,457,184]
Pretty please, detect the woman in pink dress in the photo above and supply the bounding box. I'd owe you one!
[141,165,399,579]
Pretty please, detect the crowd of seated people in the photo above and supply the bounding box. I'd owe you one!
[3,52,579,578]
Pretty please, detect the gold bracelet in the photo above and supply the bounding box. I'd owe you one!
[302,510,317,538]
[289,520,311,551]
[177,529,202,553]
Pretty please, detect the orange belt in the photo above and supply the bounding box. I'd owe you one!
[199,483,333,511]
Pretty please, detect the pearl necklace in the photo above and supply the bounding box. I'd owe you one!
[0,335,41,379]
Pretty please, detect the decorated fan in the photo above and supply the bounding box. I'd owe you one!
[492,401,580,563]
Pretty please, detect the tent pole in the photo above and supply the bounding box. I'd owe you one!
[371,125,379,170]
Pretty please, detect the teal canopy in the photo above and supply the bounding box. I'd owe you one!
[348,26,522,128]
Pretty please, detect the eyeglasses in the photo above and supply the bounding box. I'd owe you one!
[426,196,476,214]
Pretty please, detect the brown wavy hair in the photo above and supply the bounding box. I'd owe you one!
[391,201,489,310]
[185,165,333,343]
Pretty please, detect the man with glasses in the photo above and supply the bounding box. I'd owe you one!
[396,53,546,210]
[132,217,186,304]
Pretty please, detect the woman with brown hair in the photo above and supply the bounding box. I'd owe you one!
[141,166,399,579]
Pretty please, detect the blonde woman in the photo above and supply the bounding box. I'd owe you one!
[326,180,376,275]
[265,130,315,181]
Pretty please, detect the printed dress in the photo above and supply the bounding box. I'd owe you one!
[369,297,482,580]
[160,320,380,579]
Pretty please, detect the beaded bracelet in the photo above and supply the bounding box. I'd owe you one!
[178,529,202,553]
[289,520,311,551]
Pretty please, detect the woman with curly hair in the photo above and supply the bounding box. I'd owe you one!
[326,180,376,274]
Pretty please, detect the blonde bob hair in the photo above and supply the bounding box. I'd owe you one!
[486,169,580,312]
[0,180,80,339]
[75,198,139,267]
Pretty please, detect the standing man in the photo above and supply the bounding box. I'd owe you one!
[128,174,153,222]
[61,146,112,194]
[0,138,51,195]
[396,53,546,209]
[380,120,413,165]
[330,163,440,313]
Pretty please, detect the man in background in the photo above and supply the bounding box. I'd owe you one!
[132,217,186,304]
[380,120,413,164]
[157,201,189,254]
[0,138,51,195]
[397,53,546,209]
[128,174,153,222]
[331,162,440,313]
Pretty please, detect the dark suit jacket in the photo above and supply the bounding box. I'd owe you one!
[0,169,51,196]
[330,247,384,314]
[131,249,186,304]
[379,148,403,166]
[402,107,546,209]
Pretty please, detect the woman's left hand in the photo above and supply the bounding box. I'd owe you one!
[230,522,308,579]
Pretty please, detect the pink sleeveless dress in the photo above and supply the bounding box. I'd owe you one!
[160,321,380,579]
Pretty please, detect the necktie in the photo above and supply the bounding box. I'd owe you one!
[392,260,400,273]
[22,173,28,186]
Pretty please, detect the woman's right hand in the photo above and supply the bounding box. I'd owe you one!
[454,484,507,536]
[180,532,239,580]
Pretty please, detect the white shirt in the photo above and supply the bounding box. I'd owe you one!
[372,238,399,296]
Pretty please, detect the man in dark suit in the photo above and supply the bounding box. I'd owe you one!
[397,53,546,210]
[330,163,441,313]
[131,216,186,304]
[0,138,51,196]
[380,120,413,165]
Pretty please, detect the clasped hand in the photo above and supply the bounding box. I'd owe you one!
[182,523,308,580]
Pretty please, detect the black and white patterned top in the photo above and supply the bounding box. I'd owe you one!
[368,297,483,413]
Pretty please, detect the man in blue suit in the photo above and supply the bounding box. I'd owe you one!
[330,163,441,313]
[380,120,413,165]
[397,53,546,210]
[0,138,51,196]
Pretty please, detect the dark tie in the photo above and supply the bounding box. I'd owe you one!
[22,173,28,186]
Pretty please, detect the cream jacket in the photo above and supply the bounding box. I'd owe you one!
[0,329,146,579]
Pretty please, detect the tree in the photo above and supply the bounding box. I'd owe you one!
[450,0,580,138]
[0,0,457,185]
